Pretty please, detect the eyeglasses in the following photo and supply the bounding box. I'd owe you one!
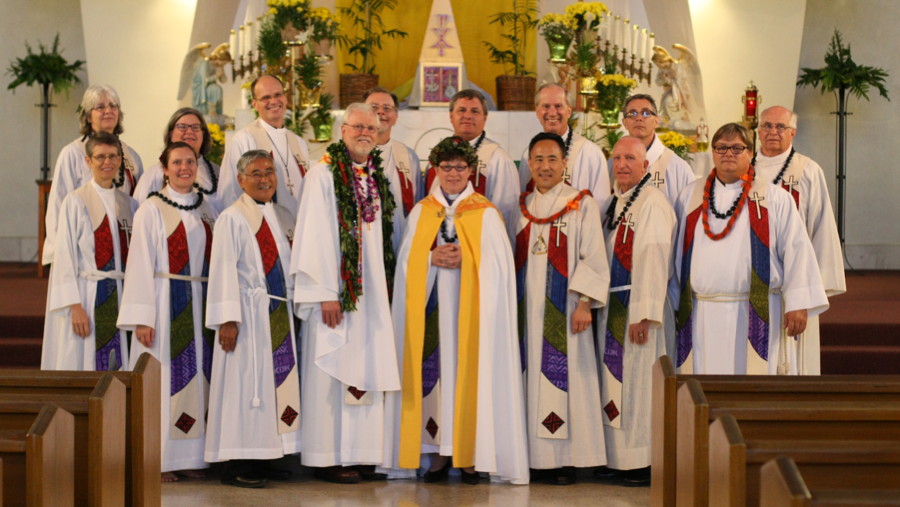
[92,103,119,112]
[438,164,469,173]
[624,110,657,119]
[174,123,202,132]
[245,170,276,181]
[712,145,749,155]
[759,123,794,133]
[92,154,122,163]
[369,104,396,113]
[346,124,378,135]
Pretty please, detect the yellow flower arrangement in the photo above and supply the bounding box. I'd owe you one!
[206,123,226,166]
[594,72,637,113]
[658,130,695,162]
[538,12,577,41]
[564,2,608,32]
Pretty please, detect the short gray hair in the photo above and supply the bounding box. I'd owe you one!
[236,150,273,175]
[535,83,571,108]
[79,84,124,136]
[760,106,798,128]
[342,102,378,125]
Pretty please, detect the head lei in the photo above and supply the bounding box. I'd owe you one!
[428,136,478,169]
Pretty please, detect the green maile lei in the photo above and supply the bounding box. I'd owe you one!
[326,141,396,312]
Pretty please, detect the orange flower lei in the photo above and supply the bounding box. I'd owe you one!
[519,189,591,224]
[701,166,754,241]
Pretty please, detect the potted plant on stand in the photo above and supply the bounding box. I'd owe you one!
[308,93,335,142]
[336,0,407,107]
[482,0,538,111]
[7,33,84,182]
[796,28,890,249]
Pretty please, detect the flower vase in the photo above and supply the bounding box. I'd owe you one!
[546,35,572,63]
[298,84,322,109]
[599,107,621,128]
[313,122,332,142]
[312,39,334,64]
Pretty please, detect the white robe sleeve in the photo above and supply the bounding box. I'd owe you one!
[44,141,88,265]
[568,197,610,307]
[133,162,164,205]
[486,149,521,228]
[630,191,677,326]
[205,210,245,329]
[290,164,341,313]
[770,186,829,317]
[117,203,162,330]
[218,130,256,209]
[46,194,88,312]
[801,159,845,296]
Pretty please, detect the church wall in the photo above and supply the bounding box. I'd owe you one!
[0,0,87,261]
[795,0,900,269]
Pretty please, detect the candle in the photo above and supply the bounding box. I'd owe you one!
[240,25,247,57]
[229,29,237,58]
[744,86,758,117]
[640,28,647,61]
[648,33,655,62]
[612,16,620,47]
[632,24,639,57]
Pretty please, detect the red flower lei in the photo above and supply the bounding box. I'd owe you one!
[519,189,591,224]
[701,166,754,241]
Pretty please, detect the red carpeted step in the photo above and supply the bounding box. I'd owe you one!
[0,336,42,368]
[821,345,900,375]
[0,315,43,338]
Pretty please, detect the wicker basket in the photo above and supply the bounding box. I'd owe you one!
[495,75,536,111]
[339,73,379,108]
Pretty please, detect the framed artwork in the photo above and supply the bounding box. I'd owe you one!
[420,63,462,106]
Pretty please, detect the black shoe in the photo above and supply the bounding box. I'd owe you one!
[222,473,267,488]
[313,466,361,484]
[553,467,577,485]
[621,466,651,487]
[257,459,292,481]
[461,469,481,485]
[594,465,621,480]
[423,461,451,483]
[529,468,548,482]
[352,465,387,481]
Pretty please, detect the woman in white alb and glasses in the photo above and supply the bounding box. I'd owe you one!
[43,84,144,266]
[134,107,224,212]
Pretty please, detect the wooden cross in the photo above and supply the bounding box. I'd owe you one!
[118,218,132,244]
[749,192,765,220]
[552,216,567,247]
[622,213,635,243]
[783,175,799,192]
[651,171,666,189]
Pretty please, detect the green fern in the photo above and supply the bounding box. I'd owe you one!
[7,33,84,95]
[796,29,890,102]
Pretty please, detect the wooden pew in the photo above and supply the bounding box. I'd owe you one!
[0,405,74,506]
[677,378,900,507]
[650,356,900,507]
[710,413,900,506]
[0,354,160,506]
[0,374,125,506]
[759,456,900,506]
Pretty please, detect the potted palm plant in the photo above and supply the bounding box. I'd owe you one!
[796,29,890,247]
[336,0,407,107]
[7,34,84,181]
[482,0,538,111]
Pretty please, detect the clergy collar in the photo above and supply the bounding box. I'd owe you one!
[757,144,794,164]
[715,176,745,190]
[534,180,566,198]
[164,185,197,203]
[433,182,474,209]
[252,198,272,206]
[90,178,115,193]
[261,118,285,133]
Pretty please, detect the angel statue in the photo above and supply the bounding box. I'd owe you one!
[651,44,707,131]
[178,43,232,127]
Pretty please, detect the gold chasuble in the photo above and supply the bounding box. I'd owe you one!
[399,193,494,469]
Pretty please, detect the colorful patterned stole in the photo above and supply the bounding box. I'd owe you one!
[149,195,215,439]
[675,179,772,373]
[601,200,636,429]
[778,153,810,210]
[390,140,416,216]
[514,189,589,440]
[75,184,134,370]
[399,193,494,469]
[234,195,301,434]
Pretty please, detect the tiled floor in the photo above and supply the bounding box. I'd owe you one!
[161,461,650,506]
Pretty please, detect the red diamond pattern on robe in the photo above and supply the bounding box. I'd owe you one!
[604,400,620,422]
[281,406,298,427]
[542,411,565,434]
[348,386,366,400]
[175,412,196,434]
[426,417,439,439]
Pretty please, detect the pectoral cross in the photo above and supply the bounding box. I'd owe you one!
[562,164,572,184]
[201,213,215,228]
[397,160,411,184]
[552,216,567,247]
[749,192,765,220]
[475,160,487,187]
[651,171,666,189]
[118,218,132,244]
[783,175,798,192]
[622,213,635,243]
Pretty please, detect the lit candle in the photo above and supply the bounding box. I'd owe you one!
[632,24,639,57]
[640,28,647,61]
[648,33,655,62]
[229,29,237,58]
[744,82,759,118]
[240,25,247,57]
